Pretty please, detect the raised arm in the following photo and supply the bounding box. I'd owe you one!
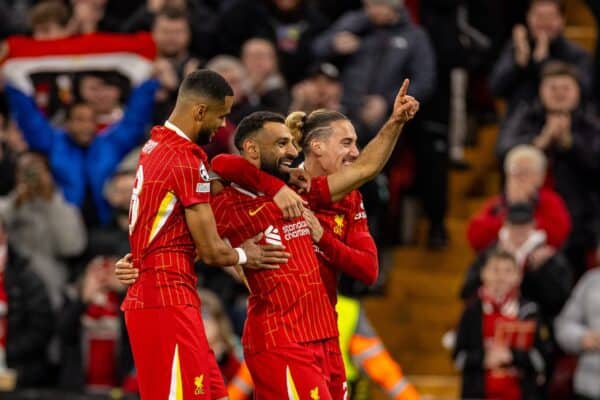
[327,79,419,202]
[5,85,57,153]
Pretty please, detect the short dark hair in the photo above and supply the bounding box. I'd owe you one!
[30,0,70,29]
[486,249,518,267]
[179,69,234,103]
[234,111,286,151]
[541,60,580,84]
[154,5,188,23]
[529,0,565,15]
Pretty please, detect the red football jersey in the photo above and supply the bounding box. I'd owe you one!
[312,189,373,303]
[211,181,338,353]
[122,125,212,310]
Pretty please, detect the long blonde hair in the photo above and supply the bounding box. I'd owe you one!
[285,109,348,153]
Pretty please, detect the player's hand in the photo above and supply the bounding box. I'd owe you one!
[273,185,307,220]
[390,79,419,125]
[285,167,311,193]
[114,253,138,286]
[241,233,289,269]
[303,209,323,243]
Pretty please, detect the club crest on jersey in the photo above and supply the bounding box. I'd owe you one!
[194,375,205,395]
[199,162,210,182]
[333,214,345,236]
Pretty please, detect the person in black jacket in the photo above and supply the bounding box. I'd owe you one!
[496,61,600,276]
[489,0,592,117]
[0,216,55,388]
[454,249,551,400]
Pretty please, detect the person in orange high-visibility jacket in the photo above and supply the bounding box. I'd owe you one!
[337,295,420,400]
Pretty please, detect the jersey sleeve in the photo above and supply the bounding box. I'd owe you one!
[170,150,211,207]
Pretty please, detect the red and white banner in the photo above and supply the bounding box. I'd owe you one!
[1,32,156,94]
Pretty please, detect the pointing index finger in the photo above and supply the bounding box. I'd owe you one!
[399,78,410,97]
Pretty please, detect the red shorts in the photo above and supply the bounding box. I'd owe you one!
[245,338,347,400]
[125,305,227,400]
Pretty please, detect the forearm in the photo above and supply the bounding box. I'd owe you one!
[200,240,242,267]
[318,230,378,285]
[211,154,284,197]
[328,119,404,202]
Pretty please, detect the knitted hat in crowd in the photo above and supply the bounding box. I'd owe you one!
[506,202,534,225]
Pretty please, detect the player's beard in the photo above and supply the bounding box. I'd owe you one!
[260,154,291,181]
[195,126,213,146]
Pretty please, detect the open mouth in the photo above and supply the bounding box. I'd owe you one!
[279,159,293,169]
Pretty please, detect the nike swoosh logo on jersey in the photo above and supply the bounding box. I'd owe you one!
[249,204,267,216]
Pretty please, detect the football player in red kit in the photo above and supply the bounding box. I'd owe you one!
[123,70,290,400]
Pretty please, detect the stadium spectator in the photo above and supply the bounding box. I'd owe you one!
[218,0,328,84]
[313,0,436,139]
[0,117,27,196]
[57,255,133,394]
[151,6,200,124]
[28,0,70,40]
[67,0,120,35]
[467,145,571,252]
[5,78,159,227]
[497,61,600,275]
[206,55,260,125]
[489,0,592,116]
[122,0,217,60]
[454,249,550,400]
[555,267,600,400]
[289,62,343,114]
[241,38,290,115]
[76,72,129,130]
[0,152,86,309]
[0,215,55,388]
[462,203,572,331]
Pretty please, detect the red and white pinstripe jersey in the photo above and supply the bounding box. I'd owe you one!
[122,125,211,310]
[212,181,339,353]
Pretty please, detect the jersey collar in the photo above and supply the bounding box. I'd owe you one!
[164,120,191,142]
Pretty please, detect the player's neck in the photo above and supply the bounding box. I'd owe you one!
[303,157,327,178]
[166,112,196,142]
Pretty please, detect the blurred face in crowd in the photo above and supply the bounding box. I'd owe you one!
[242,39,278,80]
[311,75,342,109]
[33,21,68,40]
[79,76,121,115]
[364,0,400,26]
[540,74,580,113]
[506,155,545,193]
[152,15,191,59]
[272,0,302,12]
[107,172,135,211]
[481,256,521,299]
[66,104,96,147]
[309,119,359,175]
[217,67,247,105]
[527,1,564,41]
[15,152,53,191]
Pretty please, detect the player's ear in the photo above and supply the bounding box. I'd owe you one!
[242,139,259,160]
[310,139,322,155]
[195,103,207,122]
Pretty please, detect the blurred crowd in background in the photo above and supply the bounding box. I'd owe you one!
[0,0,599,399]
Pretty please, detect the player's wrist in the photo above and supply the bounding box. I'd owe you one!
[235,247,248,265]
